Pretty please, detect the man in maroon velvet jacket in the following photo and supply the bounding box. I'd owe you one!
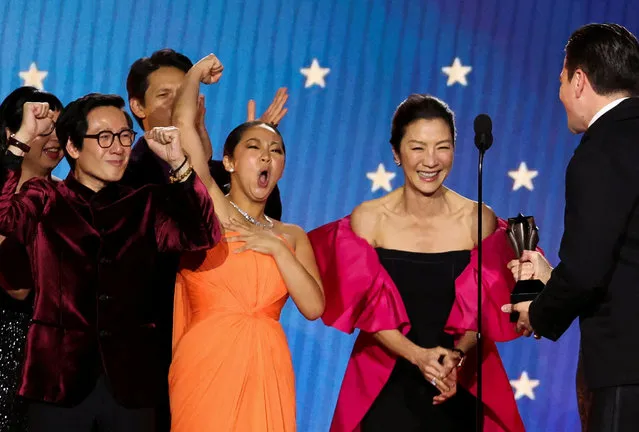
[0,94,219,431]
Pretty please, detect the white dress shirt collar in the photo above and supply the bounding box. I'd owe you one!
[588,97,629,128]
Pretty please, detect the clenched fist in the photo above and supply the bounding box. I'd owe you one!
[144,126,186,170]
[193,54,224,85]
[14,102,56,144]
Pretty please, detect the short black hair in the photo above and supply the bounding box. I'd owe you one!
[0,86,63,154]
[223,121,286,158]
[565,23,639,96]
[389,94,456,153]
[126,49,193,128]
[57,93,133,168]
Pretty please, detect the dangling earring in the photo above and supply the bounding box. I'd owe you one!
[394,160,401,167]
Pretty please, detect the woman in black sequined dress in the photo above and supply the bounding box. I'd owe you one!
[0,87,63,432]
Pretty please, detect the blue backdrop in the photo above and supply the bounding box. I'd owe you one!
[2,0,638,430]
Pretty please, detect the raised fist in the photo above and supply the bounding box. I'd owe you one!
[193,54,224,85]
[15,102,55,143]
[144,126,185,169]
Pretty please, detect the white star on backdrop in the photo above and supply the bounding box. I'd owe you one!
[510,371,540,400]
[508,162,539,191]
[19,62,48,90]
[366,163,396,192]
[441,57,472,86]
[300,59,330,88]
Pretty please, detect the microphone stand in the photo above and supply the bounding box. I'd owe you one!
[476,149,485,432]
[473,113,492,432]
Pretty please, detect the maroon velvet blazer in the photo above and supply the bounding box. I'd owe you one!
[0,154,220,408]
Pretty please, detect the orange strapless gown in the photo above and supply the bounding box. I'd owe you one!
[169,233,296,431]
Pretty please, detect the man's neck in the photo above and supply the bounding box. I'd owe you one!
[74,168,106,193]
[585,92,631,127]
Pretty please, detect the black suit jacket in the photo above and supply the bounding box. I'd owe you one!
[529,97,639,389]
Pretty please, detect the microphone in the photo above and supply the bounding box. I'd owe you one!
[473,114,493,152]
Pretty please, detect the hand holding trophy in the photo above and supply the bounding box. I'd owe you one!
[506,214,545,322]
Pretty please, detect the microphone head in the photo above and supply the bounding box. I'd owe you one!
[474,114,493,151]
[474,114,492,134]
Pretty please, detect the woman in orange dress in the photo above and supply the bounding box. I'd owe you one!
[168,54,325,432]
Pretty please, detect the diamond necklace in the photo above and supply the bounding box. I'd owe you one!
[228,200,274,229]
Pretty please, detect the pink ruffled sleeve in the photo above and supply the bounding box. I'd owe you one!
[309,217,412,432]
[308,216,409,335]
[447,218,529,342]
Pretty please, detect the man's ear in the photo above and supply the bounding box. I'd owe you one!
[129,98,147,121]
[65,139,80,161]
[572,68,586,99]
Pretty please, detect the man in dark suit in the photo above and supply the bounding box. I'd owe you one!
[505,23,639,431]
[121,48,287,431]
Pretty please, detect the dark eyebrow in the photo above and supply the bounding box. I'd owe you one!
[98,127,131,133]
[407,139,452,145]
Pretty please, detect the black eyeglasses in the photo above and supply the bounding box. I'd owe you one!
[84,129,137,148]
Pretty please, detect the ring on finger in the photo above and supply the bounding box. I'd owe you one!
[430,377,437,386]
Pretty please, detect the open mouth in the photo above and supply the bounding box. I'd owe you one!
[257,169,270,188]
[43,147,61,160]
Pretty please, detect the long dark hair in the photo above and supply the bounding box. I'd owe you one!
[0,86,63,154]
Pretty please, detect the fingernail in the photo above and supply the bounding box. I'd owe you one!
[501,305,510,312]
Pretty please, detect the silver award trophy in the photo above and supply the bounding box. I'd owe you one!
[506,213,544,322]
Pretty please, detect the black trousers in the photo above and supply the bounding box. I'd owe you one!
[588,385,639,432]
[27,376,155,432]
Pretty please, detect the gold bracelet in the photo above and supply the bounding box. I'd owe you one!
[169,165,193,183]
[169,160,191,181]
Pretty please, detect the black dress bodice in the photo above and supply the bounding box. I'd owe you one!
[361,248,476,432]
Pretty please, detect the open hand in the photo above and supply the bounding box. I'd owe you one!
[223,217,286,256]
[195,94,207,133]
[145,126,185,169]
[193,54,224,85]
[247,87,289,127]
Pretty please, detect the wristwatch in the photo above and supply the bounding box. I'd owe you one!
[452,347,466,368]
[8,134,30,153]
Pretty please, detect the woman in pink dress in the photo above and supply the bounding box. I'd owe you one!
[309,94,533,431]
